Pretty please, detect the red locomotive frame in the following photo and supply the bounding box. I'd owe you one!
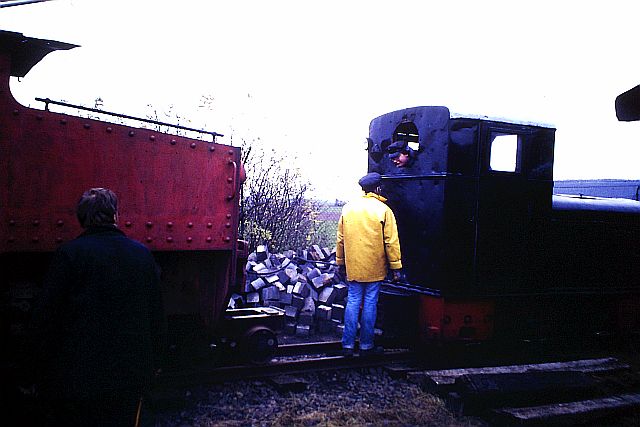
[1,30,242,333]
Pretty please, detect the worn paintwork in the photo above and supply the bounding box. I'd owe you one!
[369,105,640,341]
[0,31,242,333]
[0,62,240,253]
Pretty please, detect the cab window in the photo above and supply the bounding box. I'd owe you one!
[489,133,519,172]
[393,122,420,151]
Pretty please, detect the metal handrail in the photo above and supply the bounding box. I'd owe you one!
[381,280,441,297]
[35,97,224,140]
[0,0,52,8]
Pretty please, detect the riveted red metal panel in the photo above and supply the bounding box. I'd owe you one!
[419,296,495,341]
[441,299,495,340]
[0,55,240,254]
[1,33,245,358]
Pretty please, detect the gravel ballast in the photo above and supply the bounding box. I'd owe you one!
[149,368,486,426]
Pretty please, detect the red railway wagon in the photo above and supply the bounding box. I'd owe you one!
[0,30,258,366]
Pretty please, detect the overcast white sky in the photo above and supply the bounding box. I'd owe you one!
[2,0,639,201]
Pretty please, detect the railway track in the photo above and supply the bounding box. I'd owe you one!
[155,341,413,388]
[393,356,640,425]
[149,341,640,425]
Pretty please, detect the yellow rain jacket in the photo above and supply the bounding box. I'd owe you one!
[336,192,402,282]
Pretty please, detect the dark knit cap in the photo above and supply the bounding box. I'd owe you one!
[388,141,408,159]
[387,140,408,154]
[358,172,382,191]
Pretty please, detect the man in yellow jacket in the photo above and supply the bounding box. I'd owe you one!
[336,172,403,356]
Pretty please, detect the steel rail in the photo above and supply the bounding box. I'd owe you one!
[275,340,342,357]
[154,348,413,388]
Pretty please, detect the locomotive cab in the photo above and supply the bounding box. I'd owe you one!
[369,106,555,298]
[368,106,640,344]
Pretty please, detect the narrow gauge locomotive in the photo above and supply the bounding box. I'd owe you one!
[369,106,640,344]
[0,31,281,369]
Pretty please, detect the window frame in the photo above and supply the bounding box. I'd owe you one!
[481,125,525,176]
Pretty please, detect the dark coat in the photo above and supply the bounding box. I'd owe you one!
[31,225,165,400]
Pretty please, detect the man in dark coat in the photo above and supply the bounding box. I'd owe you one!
[30,188,165,426]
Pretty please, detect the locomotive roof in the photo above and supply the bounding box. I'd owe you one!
[372,106,555,129]
[616,84,640,121]
[0,30,77,77]
[553,193,640,214]
[450,111,556,129]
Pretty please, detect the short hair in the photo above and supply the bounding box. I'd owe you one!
[76,188,118,228]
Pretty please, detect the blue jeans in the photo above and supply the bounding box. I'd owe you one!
[342,280,381,351]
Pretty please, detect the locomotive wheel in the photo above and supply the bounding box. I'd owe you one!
[242,326,278,364]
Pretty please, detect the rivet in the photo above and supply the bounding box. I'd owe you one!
[190,142,197,149]
[206,223,213,228]
[227,177,233,183]
[32,237,40,243]
[129,131,135,137]
[224,236,231,242]
[146,221,153,228]
[187,222,193,228]
[125,221,132,227]
[170,139,177,145]
[60,119,67,125]
[228,150,234,155]
[33,220,40,226]
[56,220,64,227]
[206,236,212,243]
[106,127,113,133]
[226,195,233,200]
[13,109,19,115]
[225,222,231,228]
[83,123,90,129]
[149,135,156,141]
[166,236,173,243]
[56,237,63,243]
[146,237,153,243]
[167,222,173,228]
[9,220,16,226]
[36,115,44,121]
[227,159,234,164]
[226,214,232,219]
[209,146,215,152]
[187,237,193,243]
